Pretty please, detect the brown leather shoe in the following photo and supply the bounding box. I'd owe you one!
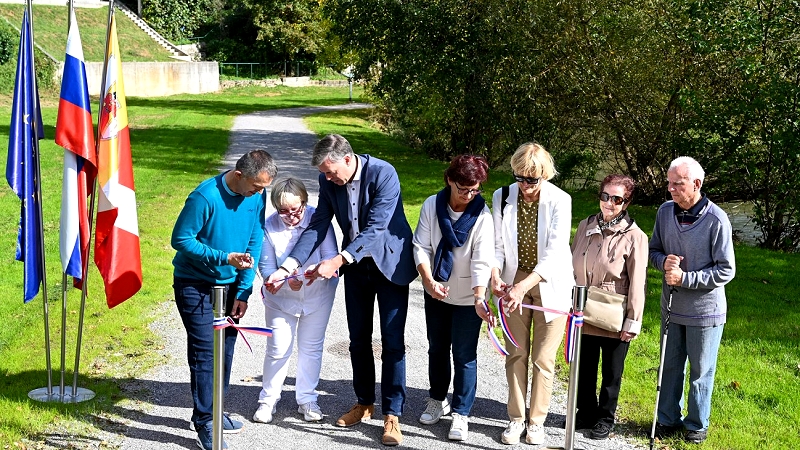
[335,403,374,427]
[382,415,403,446]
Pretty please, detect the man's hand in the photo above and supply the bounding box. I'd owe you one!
[664,254,684,286]
[229,299,248,319]
[502,284,527,315]
[306,256,342,283]
[228,252,254,270]
[265,267,290,294]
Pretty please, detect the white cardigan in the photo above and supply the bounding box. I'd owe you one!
[413,194,494,306]
[492,181,575,322]
[258,205,339,316]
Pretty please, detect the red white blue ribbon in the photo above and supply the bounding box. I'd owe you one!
[481,300,509,356]
[492,294,583,363]
[212,316,273,353]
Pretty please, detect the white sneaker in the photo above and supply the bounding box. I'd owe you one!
[252,403,277,424]
[419,397,451,425]
[501,420,526,445]
[298,401,323,421]
[525,423,545,445]
[448,413,469,441]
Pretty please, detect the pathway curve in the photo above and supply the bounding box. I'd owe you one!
[115,104,644,450]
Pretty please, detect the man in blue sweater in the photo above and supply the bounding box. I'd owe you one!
[649,156,736,444]
[172,150,277,450]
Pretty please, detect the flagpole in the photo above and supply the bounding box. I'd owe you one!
[22,0,55,401]
[69,0,115,400]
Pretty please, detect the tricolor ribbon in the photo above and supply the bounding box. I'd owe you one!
[212,316,273,353]
[492,294,583,363]
[481,300,509,356]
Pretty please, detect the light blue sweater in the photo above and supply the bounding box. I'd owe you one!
[171,172,265,300]
[649,199,735,326]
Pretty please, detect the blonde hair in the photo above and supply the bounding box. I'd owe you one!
[509,142,558,181]
[270,177,308,209]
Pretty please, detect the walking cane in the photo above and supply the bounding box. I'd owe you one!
[649,287,675,450]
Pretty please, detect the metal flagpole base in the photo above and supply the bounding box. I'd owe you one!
[29,386,95,403]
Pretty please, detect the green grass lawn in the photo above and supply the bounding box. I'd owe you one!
[0,4,175,63]
[1,86,798,449]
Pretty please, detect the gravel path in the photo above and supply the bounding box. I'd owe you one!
[116,104,645,450]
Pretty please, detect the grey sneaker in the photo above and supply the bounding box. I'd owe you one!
[525,423,545,445]
[448,413,469,441]
[501,420,526,445]
[298,401,323,421]
[419,397,450,425]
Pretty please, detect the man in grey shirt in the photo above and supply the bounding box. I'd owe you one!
[649,156,736,444]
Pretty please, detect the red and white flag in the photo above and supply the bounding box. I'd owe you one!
[94,12,141,308]
[56,9,96,289]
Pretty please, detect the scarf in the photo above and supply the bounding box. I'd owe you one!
[432,186,486,282]
[597,211,626,231]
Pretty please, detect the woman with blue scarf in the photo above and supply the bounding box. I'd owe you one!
[412,155,494,442]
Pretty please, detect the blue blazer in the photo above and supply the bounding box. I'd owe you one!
[289,154,417,286]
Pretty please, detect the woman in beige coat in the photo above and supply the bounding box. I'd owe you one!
[570,174,648,440]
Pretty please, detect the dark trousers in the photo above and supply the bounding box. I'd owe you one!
[174,277,238,426]
[576,334,630,425]
[343,257,409,416]
[424,293,482,416]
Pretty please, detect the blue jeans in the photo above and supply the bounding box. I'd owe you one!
[424,294,482,416]
[343,257,408,416]
[174,277,238,426]
[657,321,724,432]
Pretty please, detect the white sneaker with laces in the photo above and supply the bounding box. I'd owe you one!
[298,401,323,421]
[419,397,451,425]
[448,413,469,441]
[252,403,277,424]
[525,423,545,445]
[501,420,526,445]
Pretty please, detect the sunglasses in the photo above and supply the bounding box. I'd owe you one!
[599,192,629,206]
[454,183,483,196]
[513,174,541,185]
[278,204,305,218]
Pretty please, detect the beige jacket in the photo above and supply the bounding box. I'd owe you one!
[570,211,649,338]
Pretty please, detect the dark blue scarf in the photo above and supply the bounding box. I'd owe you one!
[432,186,486,282]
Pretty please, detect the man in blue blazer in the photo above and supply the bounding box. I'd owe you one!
[266,134,417,446]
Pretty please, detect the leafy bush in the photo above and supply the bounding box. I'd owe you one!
[0,26,13,65]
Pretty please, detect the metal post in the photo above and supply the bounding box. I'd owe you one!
[212,286,225,450]
[548,285,586,450]
[348,78,353,102]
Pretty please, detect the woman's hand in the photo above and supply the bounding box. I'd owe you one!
[491,272,509,298]
[474,299,498,327]
[620,331,636,342]
[422,278,449,300]
[287,269,303,291]
[502,284,526,315]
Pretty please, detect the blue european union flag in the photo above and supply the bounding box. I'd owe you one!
[5,10,45,303]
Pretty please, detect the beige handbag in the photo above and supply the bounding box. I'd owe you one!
[582,240,627,332]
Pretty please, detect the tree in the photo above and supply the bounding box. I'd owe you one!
[142,0,217,41]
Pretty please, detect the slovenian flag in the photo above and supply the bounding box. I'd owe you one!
[56,9,96,289]
[94,11,142,308]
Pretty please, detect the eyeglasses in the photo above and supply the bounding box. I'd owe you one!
[599,192,629,206]
[454,183,483,196]
[278,204,305,218]
[513,174,541,185]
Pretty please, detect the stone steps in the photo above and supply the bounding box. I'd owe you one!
[113,1,192,61]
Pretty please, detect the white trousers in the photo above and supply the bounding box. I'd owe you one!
[258,301,334,406]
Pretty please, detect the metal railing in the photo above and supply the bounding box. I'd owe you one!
[219,61,317,79]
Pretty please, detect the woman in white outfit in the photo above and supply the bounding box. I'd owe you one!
[254,178,339,423]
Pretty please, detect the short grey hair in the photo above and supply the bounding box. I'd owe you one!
[311,134,354,167]
[236,150,278,180]
[669,156,705,183]
[270,177,308,209]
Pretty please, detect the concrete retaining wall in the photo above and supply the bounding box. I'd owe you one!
[76,61,220,97]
